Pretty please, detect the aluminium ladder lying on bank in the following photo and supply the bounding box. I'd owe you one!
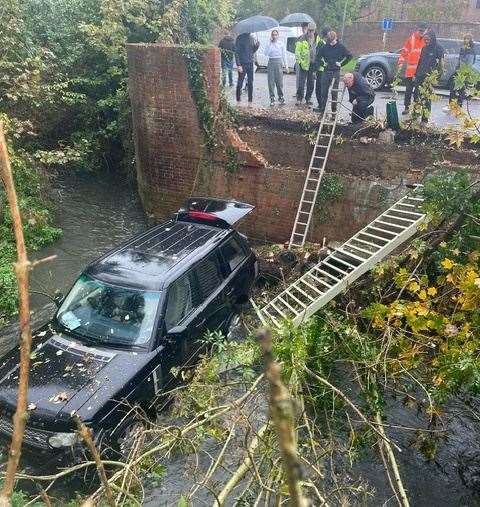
[260,189,426,328]
[288,86,346,249]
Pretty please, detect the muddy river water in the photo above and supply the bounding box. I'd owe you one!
[1,171,480,505]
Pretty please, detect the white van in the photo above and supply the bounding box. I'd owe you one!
[253,26,302,70]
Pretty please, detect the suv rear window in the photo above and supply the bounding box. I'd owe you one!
[221,238,247,272]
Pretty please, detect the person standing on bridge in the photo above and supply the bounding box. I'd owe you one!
[314,30,352,116]
[343,72,375,123]
[313,27,330,113]
[264,29,288,106]
[235,32,260,104]
[295,22,317,106]
[444,34,476,112]
[412,30,444,123]
[398,22,428,115]
[218,34,236,87]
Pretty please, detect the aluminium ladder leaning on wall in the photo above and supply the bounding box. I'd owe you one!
[288,84,346,249]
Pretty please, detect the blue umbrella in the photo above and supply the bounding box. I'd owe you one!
[280,13,315,27]
[232,15,279,35]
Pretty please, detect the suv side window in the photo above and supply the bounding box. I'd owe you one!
[165,273,195,330]
[220,238,247,273]
[195,253,225,302]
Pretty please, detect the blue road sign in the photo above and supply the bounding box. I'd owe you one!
[382,18,393,31]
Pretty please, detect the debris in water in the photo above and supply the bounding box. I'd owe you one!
[50,392,68,404]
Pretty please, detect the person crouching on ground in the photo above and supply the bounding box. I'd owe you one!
[295,22,317,106]
[314,30,352,116]
[343,72,375,123]
[235,32,260,104]
[444,34,476,113]
[412,30,444,123]
[264,29,288,106]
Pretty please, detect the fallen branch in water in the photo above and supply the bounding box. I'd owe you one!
[75,417,116,507]
[258,328,308,507]
[0,123,33,505]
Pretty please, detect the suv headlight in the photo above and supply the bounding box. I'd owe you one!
[48,432,78,448]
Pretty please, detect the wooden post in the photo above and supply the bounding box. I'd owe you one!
[0,124,33,505]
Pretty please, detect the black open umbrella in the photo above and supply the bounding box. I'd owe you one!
[232,15,279,35]
[280,13,315,27]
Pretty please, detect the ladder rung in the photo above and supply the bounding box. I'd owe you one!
[298,278,323,294]
[336,248,366,263]
[350,237,382,250]
[344,244,374,256]
[382,214,415,224]
[297,222,308,226]
[291,284,315,302]
[404,196,423,202]
[285,291,307,308]
[276,297,300,315]
[307,178,320,182]
[329,253,357,269]
[304,189,316,193]
[302,200,314,204]
[309,271,334,289]
[367,226,397,237]
[395,202,416,208]
[375,219,406,230]
[299,210,310,214]
[263,309,280,327]
[358,231,389,243]
[390,208,424,217]
[293,232,305,236]
[323,260,349,275]
[317,145,329,148]
[316,268,341,281]
[270,302,287,319]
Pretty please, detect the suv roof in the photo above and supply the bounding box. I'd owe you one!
[84,197,254,291]
[85,219,229,291]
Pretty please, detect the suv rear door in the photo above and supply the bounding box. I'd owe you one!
[192,251,232,339]
[218,235,253,311]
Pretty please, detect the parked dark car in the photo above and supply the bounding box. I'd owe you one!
[0,197,257,463]
[355,38,480,90]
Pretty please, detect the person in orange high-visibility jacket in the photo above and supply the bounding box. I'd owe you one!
[398,23,428,114]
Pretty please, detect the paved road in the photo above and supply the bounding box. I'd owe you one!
[227,71,480,128]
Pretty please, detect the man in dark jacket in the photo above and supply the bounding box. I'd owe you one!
[235,33,260,103]
[314,30,352,115]
[413,30,444,122]
[343,72,375,123]
[219,35,236,87]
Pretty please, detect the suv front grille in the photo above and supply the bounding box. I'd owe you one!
[0,417,52,450]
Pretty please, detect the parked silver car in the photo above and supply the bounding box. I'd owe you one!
[355,38,480,90]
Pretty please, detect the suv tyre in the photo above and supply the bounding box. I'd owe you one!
[364,65,387,90]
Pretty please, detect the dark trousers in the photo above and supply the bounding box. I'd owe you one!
[319,70,340,113]
[449,71,465,107]
[352,96,375,123]
[315,71,323,107]
[413,76,430,120]
[404,77,416,108]
[221,56,233,86]
[236,62,254,102]
[296,67,315,102]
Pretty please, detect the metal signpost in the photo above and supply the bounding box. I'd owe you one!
[382,18,393,51]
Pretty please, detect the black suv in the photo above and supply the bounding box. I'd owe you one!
[0,198,257,462]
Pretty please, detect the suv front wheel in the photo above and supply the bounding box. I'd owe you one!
[364,65,387,90]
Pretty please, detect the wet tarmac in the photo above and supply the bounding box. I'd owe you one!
[227,70,480,129]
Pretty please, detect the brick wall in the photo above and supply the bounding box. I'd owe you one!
[128,44,220,217]
[343,21,480,55]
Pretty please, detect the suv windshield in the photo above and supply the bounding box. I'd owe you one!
[56,274,161,348]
